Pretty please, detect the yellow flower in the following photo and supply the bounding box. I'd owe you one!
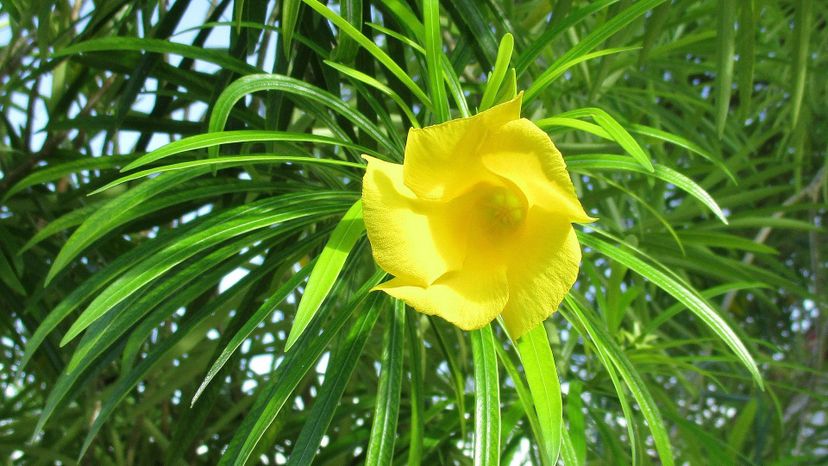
[361,93,594,340]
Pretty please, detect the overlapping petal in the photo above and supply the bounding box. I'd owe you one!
[402,94,522,201]
[362,155,469,287]
[481,118,594,223]
[375,264,509,331]
[500,206,581,339]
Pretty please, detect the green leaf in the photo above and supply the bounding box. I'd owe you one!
[207,73,398,156]
[563,295,674,466]
[53,37,257,75]
[643,281,767,344]
[324,60,421,128]
[577,232,763,388]
[627,123,736,183]
[581,331,638,464]
[674,231,777,254]
[715,0,737,137]
[20,201,103,253]
[72,233,310,460]
[430,318,467,437]
[93,155,364,195]
[281,0,301,54]
[302,0,431,109]
[553,108,654,172]
[122,130,382,171]
[790,0,813,128]
[516,325,562,466]
[493,344,545,465]
[471,325,500,466]
[3,155,123,200]
[218,273,385,466]
[494,67,517,106]
[566,154,728,223]
[0,249,25,295]
[480,33,514,111]
[638,2,671,65]
[65,228,289,384]
[365,299,405,466]
[559,429,581,466]
[515,0,618,75]
[285,200,365,351]
[19,207,201,372]
[566,381,586,465]
[286,295,383,465]
[525,0,665,102]
[709,216,820,231]
[727,398,758,464]
[736,0,756,120]
[406,310,425,466]
[191,260,316,404]
[44,169,207,284]
[424,0,449,123]
[60,192,352,346]
[365,21,467,118]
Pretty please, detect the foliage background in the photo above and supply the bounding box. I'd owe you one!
[0,0,826,464]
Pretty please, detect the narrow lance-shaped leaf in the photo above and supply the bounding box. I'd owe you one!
[553,107,654,172]
[515,324,562,466]
[0,250,25,295]
[479,33,514,111]
[285,295,383,466]
[566,381,586,465]
[429,318,468,437]
[524,0,665,101]
[577,232,763,388]
[218,272,385,466]
[715,0,736,137]
[515,0,618,75]
[207,74,397,156]
[565,154,729,223]
[61,193,352,345]
[53,37,258,75]
[286,200,365,351]
[406,310,425,466]
[324,60,421,128]
[192,260,316,404]
[737,0,756,120]
[423,0,449,122]
[561,299,641,464]
[493,343,545,465]
[45,169,208,284]
[122,129,383,171]
[471,325,500,466]
[72,236,302,460]
[302,0,432,109]
[282,0,301,54]
[95,155,364,194]
[365,299,405,465]
[790,0,813,129]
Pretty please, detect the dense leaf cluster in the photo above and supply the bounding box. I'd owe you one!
[0,1,825,464]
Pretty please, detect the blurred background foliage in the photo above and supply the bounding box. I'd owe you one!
[0,0,826,464]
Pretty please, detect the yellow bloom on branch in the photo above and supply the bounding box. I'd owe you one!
[361,93,594,340]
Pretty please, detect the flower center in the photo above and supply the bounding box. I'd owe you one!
[479,186,526,229]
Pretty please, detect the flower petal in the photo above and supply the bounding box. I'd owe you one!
[375,265,509,331]
[361,155,468,287]
[481,118,594,223]
[500,208,582,340]
[402,93,522,201]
